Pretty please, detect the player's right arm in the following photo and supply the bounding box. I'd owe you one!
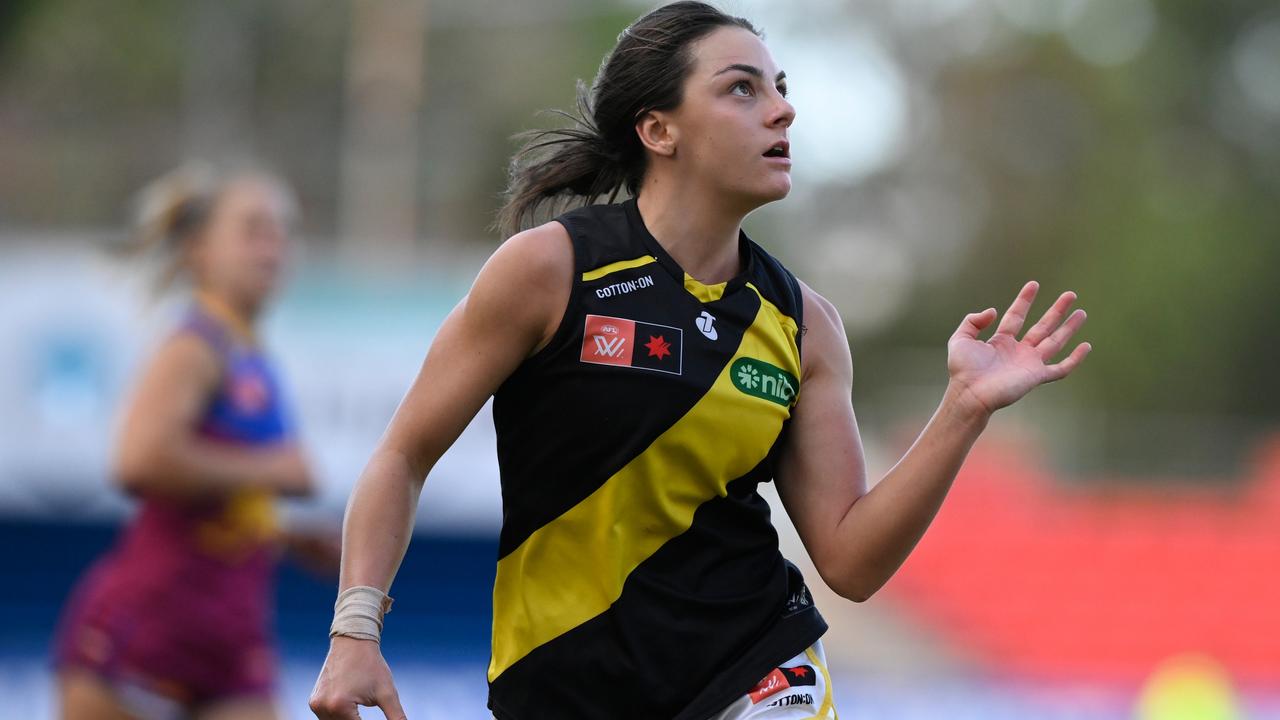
[309,221,573,720]
[114,332,312,498]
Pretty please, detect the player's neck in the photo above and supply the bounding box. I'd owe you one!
[195,288,259,343]
[635,179,744,286]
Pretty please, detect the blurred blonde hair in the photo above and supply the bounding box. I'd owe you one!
[128,161,296,291]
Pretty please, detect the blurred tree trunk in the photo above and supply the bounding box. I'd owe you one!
[182,0,257,159]
[338,0,428,269]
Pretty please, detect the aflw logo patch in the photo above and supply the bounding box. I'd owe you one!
[580,314,683,375]
[748,665,818,704]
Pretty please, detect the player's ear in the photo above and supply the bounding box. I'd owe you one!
[636,111,677,158]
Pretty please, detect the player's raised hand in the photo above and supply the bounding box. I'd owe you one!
[946,281,1091,415]
[310,637,407,720]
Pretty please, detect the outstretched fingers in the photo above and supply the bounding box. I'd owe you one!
[1037,308,1087,359]
[1023,291,1077,346]
[1043,341,1092,382]
[994,281,1039,338]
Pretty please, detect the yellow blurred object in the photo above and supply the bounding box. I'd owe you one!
[196,489,281,562]
[1135,654,1242,720]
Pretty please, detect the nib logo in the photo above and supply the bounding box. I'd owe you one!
[580,314,682,375]
[732,358,798,406]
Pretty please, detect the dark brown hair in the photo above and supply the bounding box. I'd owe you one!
[496,1,758,237]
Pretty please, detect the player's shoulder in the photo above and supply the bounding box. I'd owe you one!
[147,325,224,389]
[796,279,842,331]
[481,220,573,292]
[553,200,639,273]
[793,279,851,380]
[465,221,574,349]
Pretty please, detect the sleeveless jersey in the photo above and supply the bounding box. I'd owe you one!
[116,304,291,574]
[487,199,827,719]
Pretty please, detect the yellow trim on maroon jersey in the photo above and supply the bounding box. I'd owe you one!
[581,255,658,282]
[488,293,802,681]
[194,290,257,345]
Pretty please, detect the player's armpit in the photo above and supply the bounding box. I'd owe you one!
[774,283,872,601]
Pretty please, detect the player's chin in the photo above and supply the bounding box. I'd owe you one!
[723,174,791,212]
[755,176,792,204]
[243,275,280,305]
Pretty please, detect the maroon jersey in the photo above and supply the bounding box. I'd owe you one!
[54,304,293,704]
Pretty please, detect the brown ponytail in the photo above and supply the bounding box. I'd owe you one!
[128,163,220,291]
[496,2,758,238]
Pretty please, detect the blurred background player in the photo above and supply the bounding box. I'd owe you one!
[53,164,335,720]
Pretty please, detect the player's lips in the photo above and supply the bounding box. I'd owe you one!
[763,140,791,168]
[762,140,790,159]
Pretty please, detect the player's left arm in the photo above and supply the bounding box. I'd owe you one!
[776,280,1090,602]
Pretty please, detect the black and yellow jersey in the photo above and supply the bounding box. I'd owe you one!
[488,198,827,719]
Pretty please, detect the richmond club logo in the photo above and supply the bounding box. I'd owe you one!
[580,314,683,375]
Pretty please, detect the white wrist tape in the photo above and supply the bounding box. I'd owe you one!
[329,585,394,643]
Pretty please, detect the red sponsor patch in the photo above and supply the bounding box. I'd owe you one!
[579,314,683,374]
[580,315,636,366]
[748,665,817,704]
[749,669,789,703]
